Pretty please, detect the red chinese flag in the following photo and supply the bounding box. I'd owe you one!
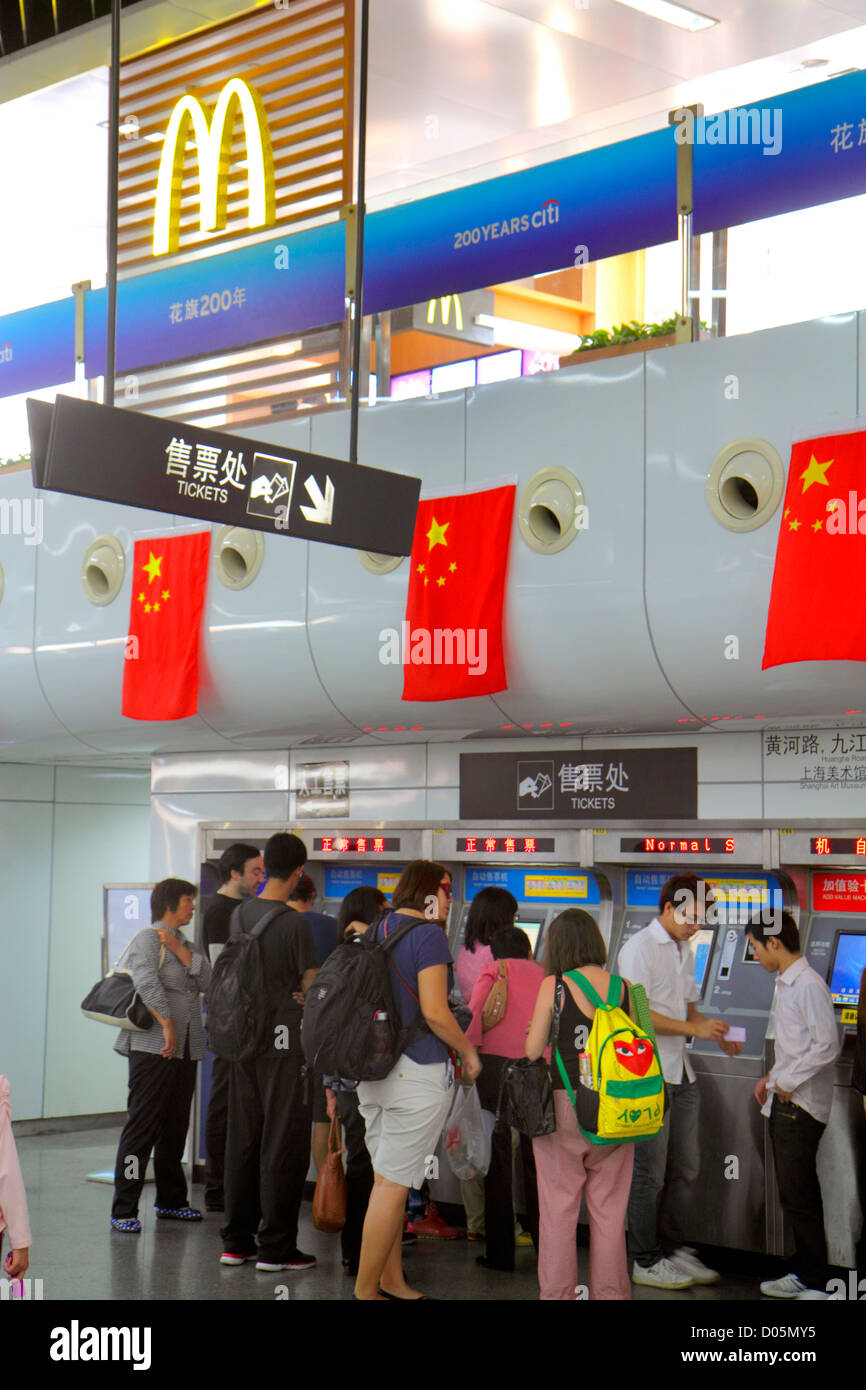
[122,532,211,720]
[763,429,866,668]
[401,485,515,701]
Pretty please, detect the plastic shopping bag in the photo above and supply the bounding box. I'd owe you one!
[443,1083,494,1181]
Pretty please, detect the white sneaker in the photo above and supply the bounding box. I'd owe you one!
[632,1256,694,1290]
[670,1246,720,1285]
[797,1289,829,1300]
[760,1272,807,1298]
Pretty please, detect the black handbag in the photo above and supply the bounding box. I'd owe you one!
[494,982,563,1138]
[80,935,164,1032]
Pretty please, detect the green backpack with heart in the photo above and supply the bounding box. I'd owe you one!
[553,971,665,1145]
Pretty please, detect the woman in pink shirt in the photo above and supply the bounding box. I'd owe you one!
[0,1076,32,1283]
[466,924,546,1272]
[454,887,517,1005]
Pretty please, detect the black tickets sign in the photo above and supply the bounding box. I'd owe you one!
[459,747,698,821]
[32,396,421,557]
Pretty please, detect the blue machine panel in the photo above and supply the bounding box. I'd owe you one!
[465,866,601,905]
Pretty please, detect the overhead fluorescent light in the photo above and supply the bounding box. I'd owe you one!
[475,314,581,355]
[612,0,718,32]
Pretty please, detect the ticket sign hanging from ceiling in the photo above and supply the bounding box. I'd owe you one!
[35,396,421,556]
[459,748,697,821]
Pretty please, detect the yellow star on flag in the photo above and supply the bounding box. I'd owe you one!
[426,517,449,552]
[423,576,429,586]
[162,589,170,602]
[449,562,457,573]
[437,576,446,587]
[145,603,152,613]
[812,519,823,532]
[416,564,425,575]
[154,603,161,612]
[138,592,145,604]
[799,454,832,493]
[142,552,163,584]
[788,518,802,532]
[828,500,839,513]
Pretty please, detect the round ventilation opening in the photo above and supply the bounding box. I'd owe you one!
[214,527,265,589]
[518,467,586,554]
[707,439,785,533]
[81,536,125,606]
[359,550,404,575]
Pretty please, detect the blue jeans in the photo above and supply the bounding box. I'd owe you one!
[627,1077,700,1268]
[407,1184,428,1220]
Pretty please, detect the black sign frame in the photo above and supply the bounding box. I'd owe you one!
[459,747,698,821]
[31,395,421,556]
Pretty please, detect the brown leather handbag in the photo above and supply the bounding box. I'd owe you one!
[312,1115,347,1233]
[481,960,508,1031]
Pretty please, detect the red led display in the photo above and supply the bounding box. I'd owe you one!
[622,836,735,854]
[810,837,866,856]
[313,836,400,853]
[457,836,555,854]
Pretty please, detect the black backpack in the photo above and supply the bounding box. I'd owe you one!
[301,912,429,1081]
[206,902,286,1062]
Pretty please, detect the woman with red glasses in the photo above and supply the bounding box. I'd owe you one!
[353,861,481,1301]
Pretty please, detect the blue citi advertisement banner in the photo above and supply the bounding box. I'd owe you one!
[85,221,347,377]
[8,69,866,404]
[364,127,676,315]
[0,298,76,398]
[693,70,866,234]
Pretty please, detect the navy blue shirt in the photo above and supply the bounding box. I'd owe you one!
[301,909,339,967]
[375,912,452,1065]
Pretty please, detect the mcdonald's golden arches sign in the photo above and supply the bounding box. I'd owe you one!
[118,1,354,270]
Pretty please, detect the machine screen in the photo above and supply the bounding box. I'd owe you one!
[828,932,866,1006]
[514,919,542,956]
[690,928,716,998]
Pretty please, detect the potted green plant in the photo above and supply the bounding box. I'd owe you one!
[559,315,705,367]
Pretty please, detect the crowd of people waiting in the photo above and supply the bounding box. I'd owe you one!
[2,841,864,1302]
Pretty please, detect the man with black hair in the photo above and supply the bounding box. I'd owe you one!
[200,842,264,958]
[200,842,264,1210]
[220,833,320,1272]
[618,873,738,1290]
[749,911,839,1300]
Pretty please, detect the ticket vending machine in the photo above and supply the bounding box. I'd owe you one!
[598,829,796,1255]
[435,829,612,977]
[777,832,866,1270]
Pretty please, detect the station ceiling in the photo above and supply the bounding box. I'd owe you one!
[3,0,866,208]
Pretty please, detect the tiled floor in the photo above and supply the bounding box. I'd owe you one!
[15,1126,780,1302]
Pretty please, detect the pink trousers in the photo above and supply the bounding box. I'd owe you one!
[532,1090,634,1300]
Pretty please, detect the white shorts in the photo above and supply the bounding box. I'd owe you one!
[357,1053,453,1189]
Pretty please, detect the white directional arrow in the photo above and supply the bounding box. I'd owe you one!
[300,473,335,525]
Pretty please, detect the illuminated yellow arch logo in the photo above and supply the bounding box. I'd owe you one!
[427,295,463,330]
[153,78,276,257]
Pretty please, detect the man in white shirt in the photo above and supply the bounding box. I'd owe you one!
[748,911,840,1300]
[618,874,738,1290]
